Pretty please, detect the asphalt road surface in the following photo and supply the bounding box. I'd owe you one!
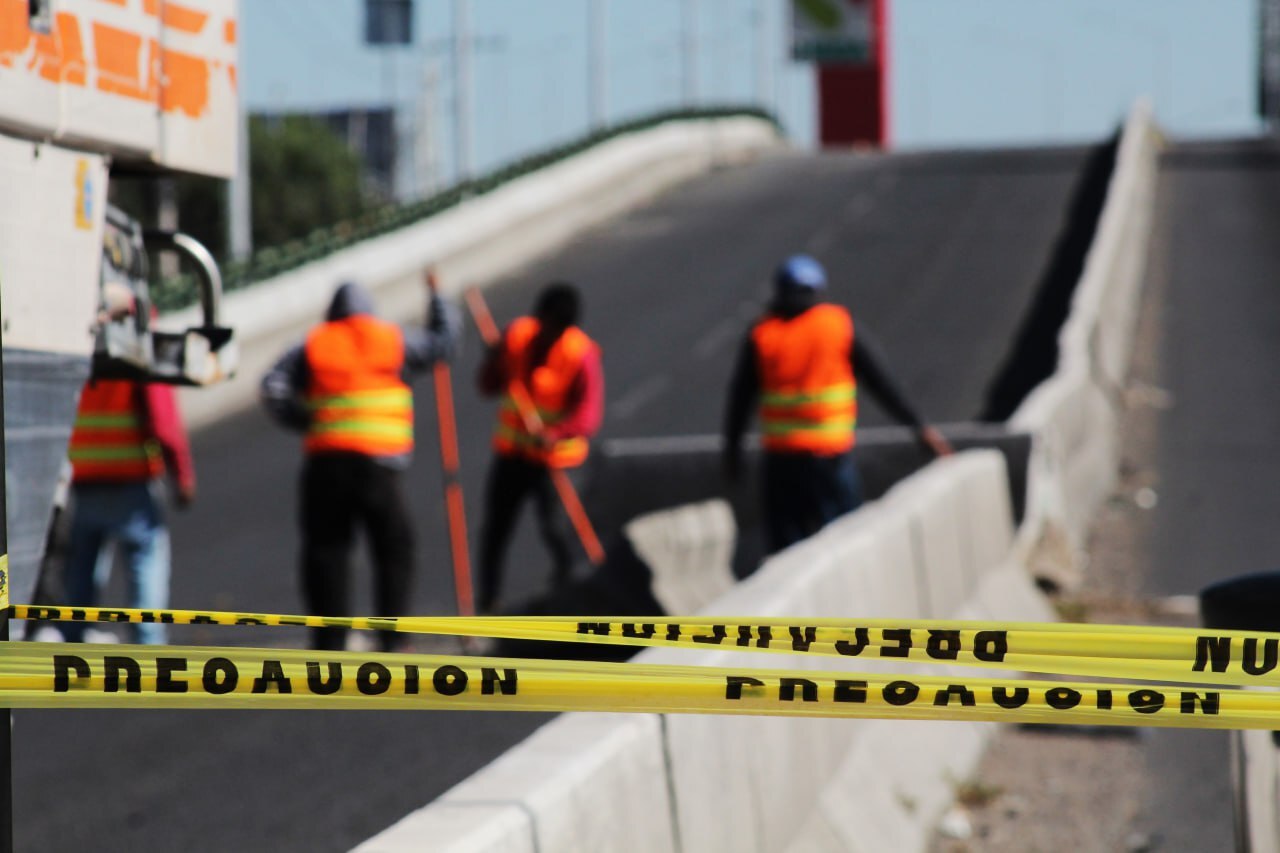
[11,145,1091,852]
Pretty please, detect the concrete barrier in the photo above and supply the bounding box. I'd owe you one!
[378,451,1025,852]
[625,499,737,615]
[165,116,780,430]
[886,472,969,619]
[1232,729,1280,853]
[1012,99,1161,589]
[655,453,1019,853]
[958,447,1017,583]
[357,804,533,853]
[642,528,873,853]
[784,455,1039,853]
[357,713,677,853]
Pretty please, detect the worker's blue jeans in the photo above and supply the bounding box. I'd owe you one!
[62,481,171,644]
[762,450,861,554]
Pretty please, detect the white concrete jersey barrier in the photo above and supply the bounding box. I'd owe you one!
[164,116,781,430]
[358,713,676,853]
[1012,99,1161,589]
[358,451,1045,852]
[1232,728,1280,853]
[625,499,737,615]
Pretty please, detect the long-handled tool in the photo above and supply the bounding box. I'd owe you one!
[426,272,475,617]
[464,287,606,566]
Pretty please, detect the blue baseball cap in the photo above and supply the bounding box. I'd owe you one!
[774,255,827,291]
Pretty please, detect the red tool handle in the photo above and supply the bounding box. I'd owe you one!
[427,272,475,616]
[433,360,475,616]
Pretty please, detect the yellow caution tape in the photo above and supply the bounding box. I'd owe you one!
[0,641,1274,729]
[11,604,1280,688]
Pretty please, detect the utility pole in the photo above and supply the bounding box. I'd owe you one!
[453,0,473,183]
[383,48,400,199]
[415,58,441,197]
[682,0,698,107]
[588,0,607,130]
[754,0,773,113]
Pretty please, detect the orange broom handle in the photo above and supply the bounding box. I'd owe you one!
[464,287,606,566]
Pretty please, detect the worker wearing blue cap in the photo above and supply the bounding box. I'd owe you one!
[723,254,952,554]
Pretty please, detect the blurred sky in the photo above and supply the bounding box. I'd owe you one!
[243,0,1261,192]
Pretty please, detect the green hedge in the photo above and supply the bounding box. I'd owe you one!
[154,105,780,313]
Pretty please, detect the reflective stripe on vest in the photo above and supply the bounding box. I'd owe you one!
[492,316,594,468]
[69,380,163,482]
[304,315,413,457]
[751,303,857,454]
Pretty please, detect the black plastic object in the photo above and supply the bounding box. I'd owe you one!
[494,532,664,662]
[1199,573,1280,756]
[1199,572,1280,633]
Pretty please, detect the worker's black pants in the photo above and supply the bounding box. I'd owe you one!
[762,450,862,555]
[477,453,574,613]
[300,452,414,652]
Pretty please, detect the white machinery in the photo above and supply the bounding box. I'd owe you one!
[0,0,239,604]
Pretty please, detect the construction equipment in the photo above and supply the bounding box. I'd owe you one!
[0,0,241,604]
[0,1,242,841]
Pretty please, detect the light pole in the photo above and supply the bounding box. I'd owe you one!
[683,0,699,107]
[754,0,774,113]
[416,31,503,193]
[589,0,607,130]
[453,0,473,182]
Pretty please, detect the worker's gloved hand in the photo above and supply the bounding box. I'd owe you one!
[174,481,197,510]
[919,426,954,458]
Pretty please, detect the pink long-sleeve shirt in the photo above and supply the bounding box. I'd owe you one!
[142,382,196,492]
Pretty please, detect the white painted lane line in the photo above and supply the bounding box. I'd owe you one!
[806,190,877,255]
[612,374,670,420]
[694,300,759,360]
[602,434,725,456]
[694,316,743,361]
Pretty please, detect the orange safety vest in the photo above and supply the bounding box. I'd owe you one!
[751,303,858,455]
[303,315,414,457]
[493,316,595,468]
[68,380,164,483]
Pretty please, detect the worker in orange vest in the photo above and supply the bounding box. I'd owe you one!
[261,279,457,651]
[723,255,952,554]
[475,282,603,614]
[62,377,197,644]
